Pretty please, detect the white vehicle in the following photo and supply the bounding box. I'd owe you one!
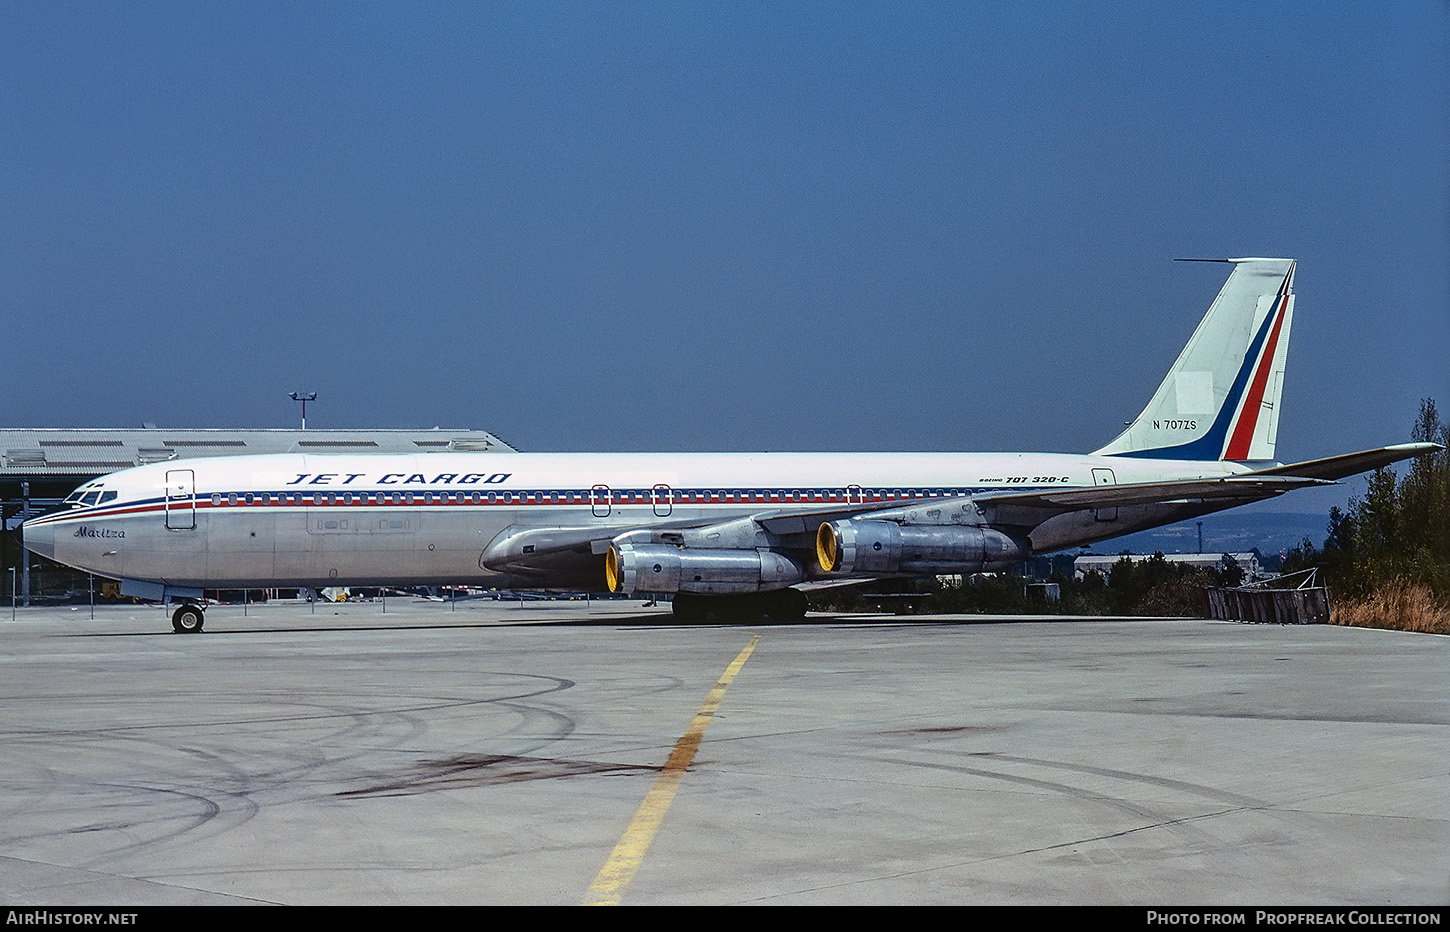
[24,258,1437,631]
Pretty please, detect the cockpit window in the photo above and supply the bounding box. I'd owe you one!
[63,483,115,509]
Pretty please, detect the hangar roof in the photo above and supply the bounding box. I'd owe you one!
[1,428,516,515]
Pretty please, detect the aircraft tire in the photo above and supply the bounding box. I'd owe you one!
[671,590,808,623]
[767,588,809,622]
[172,604,205,634]
[671,593,705,623]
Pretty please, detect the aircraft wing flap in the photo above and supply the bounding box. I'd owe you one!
[794,577,880,592]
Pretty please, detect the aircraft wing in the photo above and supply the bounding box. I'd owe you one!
[966,475,1332,530]
[754,475,1330,534]
[481,475,1334,586]
[846,474,1335,556]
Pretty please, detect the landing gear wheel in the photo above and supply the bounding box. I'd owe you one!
[172,603,205,634]
[671,589,809,623]
[767,588,809,622]
[671,593,705,623]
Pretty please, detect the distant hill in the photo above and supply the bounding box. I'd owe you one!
[1079,512,1328,561]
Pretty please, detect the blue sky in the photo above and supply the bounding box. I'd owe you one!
[3,2,1446,517]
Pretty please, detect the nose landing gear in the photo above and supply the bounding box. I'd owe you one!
[171,603,205,634]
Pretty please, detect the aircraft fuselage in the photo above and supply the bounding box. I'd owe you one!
[23,450,1247,593]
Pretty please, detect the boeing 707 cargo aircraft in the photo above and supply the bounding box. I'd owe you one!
[24,258,1439,631]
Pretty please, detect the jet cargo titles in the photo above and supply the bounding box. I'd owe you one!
[284,472,513,486]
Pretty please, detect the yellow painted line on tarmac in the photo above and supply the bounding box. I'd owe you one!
[583,634,761,906]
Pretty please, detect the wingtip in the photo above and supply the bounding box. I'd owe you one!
[1174,257,1295,264]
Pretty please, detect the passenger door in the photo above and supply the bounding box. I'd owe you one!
[164,469,196,530]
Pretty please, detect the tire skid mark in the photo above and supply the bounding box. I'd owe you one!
[884,754,1254,858]
[0,673,578,740]
[75,784,223,866]
[948,751,1268,809]
[337,754,655,798]
[1,672,587,867]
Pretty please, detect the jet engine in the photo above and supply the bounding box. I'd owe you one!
[816,519,1025,575]
[606,541,804,595]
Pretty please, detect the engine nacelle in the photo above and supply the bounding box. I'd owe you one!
[606,542,803,595]
[816,519,1026,575]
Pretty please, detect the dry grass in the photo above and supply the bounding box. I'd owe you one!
[1331,580,1450,634]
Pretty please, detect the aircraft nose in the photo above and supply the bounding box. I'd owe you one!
[21,518,55,562]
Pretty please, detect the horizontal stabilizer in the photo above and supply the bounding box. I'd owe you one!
[1247,443,1444,481]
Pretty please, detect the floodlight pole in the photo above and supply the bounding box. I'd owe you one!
[20,481,29,607]
[289,392,317,430]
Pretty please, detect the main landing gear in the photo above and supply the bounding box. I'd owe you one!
[171,603,205,634]
[671,588,809,623]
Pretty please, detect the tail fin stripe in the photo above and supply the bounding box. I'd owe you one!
[1223,292,1290,459]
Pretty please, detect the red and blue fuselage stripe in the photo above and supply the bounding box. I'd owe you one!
[29,482,1053,526]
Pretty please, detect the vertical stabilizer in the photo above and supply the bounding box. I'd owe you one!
[1092,258,1295,461]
